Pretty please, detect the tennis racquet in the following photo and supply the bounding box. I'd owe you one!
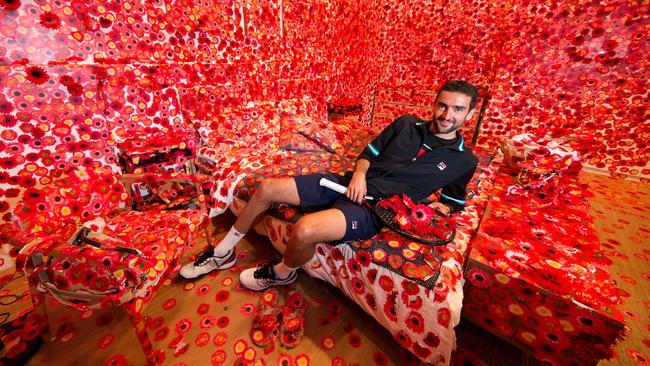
[319,179,456,246]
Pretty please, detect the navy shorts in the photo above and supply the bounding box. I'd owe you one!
[293,173,381,243]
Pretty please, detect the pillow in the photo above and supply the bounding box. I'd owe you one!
[279,113,376,158]
[329,117,375,158]
[231,102,279,148]
[279,114,339,153]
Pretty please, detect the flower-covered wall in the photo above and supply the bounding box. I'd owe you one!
[369,0,512,91]
[1,0,648,276]
[364,0,647,179]
[480,0,648,179]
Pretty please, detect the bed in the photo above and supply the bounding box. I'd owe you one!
[205,115,498,364]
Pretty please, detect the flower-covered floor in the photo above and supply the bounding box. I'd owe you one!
[1,171,646,365]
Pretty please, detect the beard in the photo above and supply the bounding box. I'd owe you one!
[433,117,462,134]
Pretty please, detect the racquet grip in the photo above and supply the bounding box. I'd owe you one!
[319,178,374,200]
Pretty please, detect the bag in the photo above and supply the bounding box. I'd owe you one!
[25,226,155,309]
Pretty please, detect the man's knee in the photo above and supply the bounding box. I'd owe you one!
[255,178,281,200]
[288,219,317,246]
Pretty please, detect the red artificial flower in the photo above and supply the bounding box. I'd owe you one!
[153,327,170,342]
[70,0,88,14]
[0,0,21,12]
[423,332,441,348]
[214,289,229,302]
[59,75,74,85]
[174,318,192,334]
[25,66,49,85]
[405,311,425,333]
[195,284,211,297]
[0,100,13,114]
[1,114,16,127]
[199,314,216,329]
[66,82,84,96]
[39,11,62,29]
[98,17,112,28]
[356,251,371,267]
[394,330,412,349]
[383,292,398,322]
[411,205,434,226]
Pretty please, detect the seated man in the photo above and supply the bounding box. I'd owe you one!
[180,80,480,291]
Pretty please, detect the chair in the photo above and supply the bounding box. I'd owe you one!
[11,168,209,365]
[100,72,199,175]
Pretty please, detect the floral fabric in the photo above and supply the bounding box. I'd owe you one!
[279,114,376,158]
[192,101,279,151]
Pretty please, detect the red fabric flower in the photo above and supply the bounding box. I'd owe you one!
[0,0,21,11]
[25,66,49,85]
[377,194,456,239]
[39,11,62,29]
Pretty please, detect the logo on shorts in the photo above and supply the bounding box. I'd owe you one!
[437,162,447,171]
[351,220,358,230]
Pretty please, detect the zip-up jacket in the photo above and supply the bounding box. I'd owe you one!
[352,115,478,212]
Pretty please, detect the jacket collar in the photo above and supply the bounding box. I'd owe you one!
[419,122,466,152]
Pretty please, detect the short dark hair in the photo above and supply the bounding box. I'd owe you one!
[437,80,479,111]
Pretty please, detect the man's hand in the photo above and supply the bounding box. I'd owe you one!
[346,159,370,204]
[429,202,451,216]
[346,172,367,204]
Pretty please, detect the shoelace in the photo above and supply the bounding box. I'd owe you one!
[253,263,275,281]
[193,248,215,266]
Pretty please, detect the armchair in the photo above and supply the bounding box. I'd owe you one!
[11,168,209,365]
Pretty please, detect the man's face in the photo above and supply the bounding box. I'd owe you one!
[430,91,476,136]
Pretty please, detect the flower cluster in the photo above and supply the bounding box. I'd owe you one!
[377,194,455,240]
[478,173,621,309]
[502,133,583,205]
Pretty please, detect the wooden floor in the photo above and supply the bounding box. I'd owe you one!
[12,172,650,365]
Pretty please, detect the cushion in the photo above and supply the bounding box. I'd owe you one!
[278,114,338,153]
[279,113,376,158]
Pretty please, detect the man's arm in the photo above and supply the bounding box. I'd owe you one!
[347,117,404,204]
[432,165,477,214]
[356,117,404,162]
[346,158,370,204]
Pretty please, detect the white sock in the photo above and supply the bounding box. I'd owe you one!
[273,260,298,279]
[213,226,245,256]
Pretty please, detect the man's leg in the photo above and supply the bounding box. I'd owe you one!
[231,177,301,235]
[283,209,347,267]
[239,208,347,291]
[180,177,301,279]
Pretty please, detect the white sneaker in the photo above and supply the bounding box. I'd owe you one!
[179,247,236,279]
[239,262,297,291]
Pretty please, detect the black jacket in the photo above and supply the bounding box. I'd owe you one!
[351,115,478,212]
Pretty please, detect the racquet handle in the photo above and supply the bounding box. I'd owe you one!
[319,178,374,201]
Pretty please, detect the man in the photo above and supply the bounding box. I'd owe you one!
[180,80,479,291]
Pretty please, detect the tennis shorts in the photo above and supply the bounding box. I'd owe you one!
[293,173,381,243]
